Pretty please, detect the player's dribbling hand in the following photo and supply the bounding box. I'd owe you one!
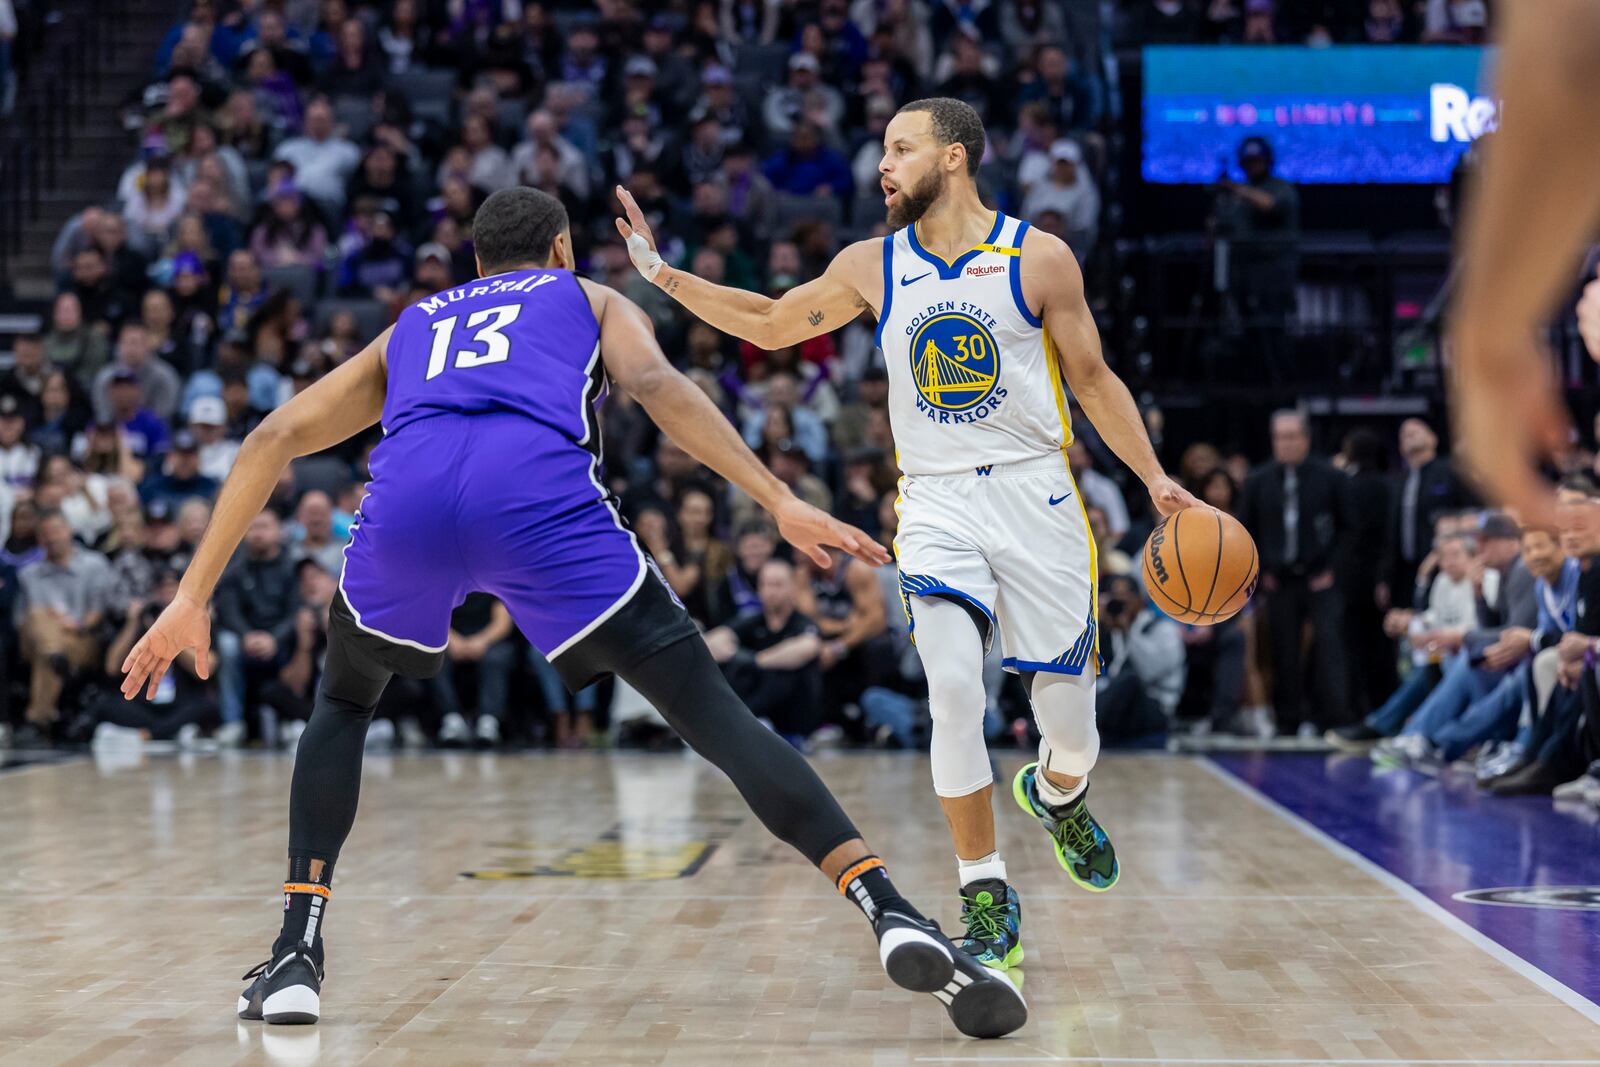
[1147,474,1203,518]
[772,496,892,568]
[120,591,212,701]
[613,186,664,283]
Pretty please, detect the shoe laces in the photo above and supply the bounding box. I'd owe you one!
[1055,801,1100,857]
[242,959,271,982]
[960,891,1009,942]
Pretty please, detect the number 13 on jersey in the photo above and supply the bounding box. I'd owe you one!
[425,304,523,380]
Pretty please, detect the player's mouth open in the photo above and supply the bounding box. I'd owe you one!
[882,182,898,205]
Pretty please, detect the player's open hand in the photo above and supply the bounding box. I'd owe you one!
[120,591,211,701]
[613,186,664,282]
[1578,269,1600,363]
[1147,474,1202,518]
[772,496,892,569]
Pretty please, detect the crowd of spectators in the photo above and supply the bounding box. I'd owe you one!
[15,0,1589,808]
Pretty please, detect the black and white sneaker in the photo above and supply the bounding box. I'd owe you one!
[873,910,1028,1038]
[238,943,323,1025]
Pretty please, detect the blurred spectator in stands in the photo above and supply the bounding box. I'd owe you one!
[1022,139,1099,260]
[1241,0,1278,42]
[249,178,330,270]
[0,395,37,496]
[30,372,88,457]
[43,293,110,382]
[1422,0,1488,43]
[664,486,731,626]
[140,431,218,511]
[73,420,146,485]
[707,557,824,747]
[185,177,244,259]
[433,594,516,748]
[798,547,891,734]
[93,215,154,306]
[1340,427,1397,710]
[138,289,195,380]
[123,159,187,260]
[834,446,889,539]
[1017,44,1100,135]
[692,64,753,150]
[2,498,41,568]
[17,510,113,730]
[1383,417,1473,611]
[68,247,135,334]
[0,333,46,418]
[287,489,345,575]
[318,18,382,98]
[1239,409,1351,735]
[1088,504,1133,577]
[742,371,829,463]
[1067,440,1128,544]
[273,97,360,215]
[94,322,182,425]
[101,370,171,465]
[214,509,299,741]
[1212,136,1300,377]
[1097,573,1185,740]
[337,210,410,302]
[934,29,1002,127]
[218,86,275,162]
[38,455,112,547]
[763,52,843,142]
[347,144,417,232]
[512,110,591,202]
[239,8,311,85]
[218,249,268,334]
[763,118,854,197]
[377,0,429,73]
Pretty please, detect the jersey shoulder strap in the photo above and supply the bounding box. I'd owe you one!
[1005,215,1044,329]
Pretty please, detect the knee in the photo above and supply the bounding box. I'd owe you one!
[922,655,985,726]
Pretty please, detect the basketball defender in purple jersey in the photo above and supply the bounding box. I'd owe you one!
[120,189,1025,1038]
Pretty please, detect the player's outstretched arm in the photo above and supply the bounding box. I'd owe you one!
[120,329,392,700]
[1449,0,1600,524]
[1027,231,1200,519]
[614,185,877,349]
[586,280,889,569]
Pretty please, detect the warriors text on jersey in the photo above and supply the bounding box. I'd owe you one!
[875,212,1072,478]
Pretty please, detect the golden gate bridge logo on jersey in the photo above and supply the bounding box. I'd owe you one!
[909,311,1004,422]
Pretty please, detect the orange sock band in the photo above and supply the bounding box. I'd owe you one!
[283,882,332,899]
[835,856,884,895]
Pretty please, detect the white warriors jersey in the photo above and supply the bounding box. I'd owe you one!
[875,212,1073,476]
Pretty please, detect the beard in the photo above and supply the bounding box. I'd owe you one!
[885,167,946,229]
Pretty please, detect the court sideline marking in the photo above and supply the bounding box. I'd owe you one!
[1196,757,1600,1029]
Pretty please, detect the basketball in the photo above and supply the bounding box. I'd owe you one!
[1141,507,1259,625]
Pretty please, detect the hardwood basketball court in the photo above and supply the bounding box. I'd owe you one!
[2,749,1597,1065]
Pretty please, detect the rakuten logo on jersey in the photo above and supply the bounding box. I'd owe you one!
[1430,83,1498,143]
[965,264,1005,277]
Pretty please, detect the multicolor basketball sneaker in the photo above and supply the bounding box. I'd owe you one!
[957,878,1023,970]
[1013,762,1120,892]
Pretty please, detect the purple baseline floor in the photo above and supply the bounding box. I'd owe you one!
[1208,751,1600,1008]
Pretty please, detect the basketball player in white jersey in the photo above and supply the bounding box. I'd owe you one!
[617,97,1198,970]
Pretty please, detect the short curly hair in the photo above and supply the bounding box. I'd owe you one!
[473,187,569,273]
[896,97,986,176]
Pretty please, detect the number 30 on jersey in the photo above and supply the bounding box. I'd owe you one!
[425,304,522,380]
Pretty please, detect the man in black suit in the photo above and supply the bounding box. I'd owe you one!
[1382,418,1474,609]
[1238,410,1351,735]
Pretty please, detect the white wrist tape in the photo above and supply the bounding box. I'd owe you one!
[625,232,664,282]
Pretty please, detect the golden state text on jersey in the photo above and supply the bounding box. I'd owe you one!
[876,212,1074,476]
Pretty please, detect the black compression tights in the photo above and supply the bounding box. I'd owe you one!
[286,634,860,871]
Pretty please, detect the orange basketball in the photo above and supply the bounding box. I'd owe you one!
[1141,507,1258,625]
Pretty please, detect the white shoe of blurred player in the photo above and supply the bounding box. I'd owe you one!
[439,712,470,746]
[475,715,500,747]
[1552,761,1600,804]
[280,719,306,750]
[364,717,395,750]
[92,722,146,749]
[398,717,427,749]
[214,720,247,748]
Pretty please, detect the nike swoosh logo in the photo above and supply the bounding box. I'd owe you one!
[900,272,931,286]
[1048,492,1072,506]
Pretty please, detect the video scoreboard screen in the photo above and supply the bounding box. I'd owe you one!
[1141,45,1495,185]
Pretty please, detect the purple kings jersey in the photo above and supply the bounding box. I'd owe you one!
[341,268,653,660]
[382,269,604,440]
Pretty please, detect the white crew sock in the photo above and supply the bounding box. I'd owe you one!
[957,850,1008,887]
[1035,770,1087,809]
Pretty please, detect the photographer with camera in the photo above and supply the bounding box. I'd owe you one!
[1096,574,1186,741]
